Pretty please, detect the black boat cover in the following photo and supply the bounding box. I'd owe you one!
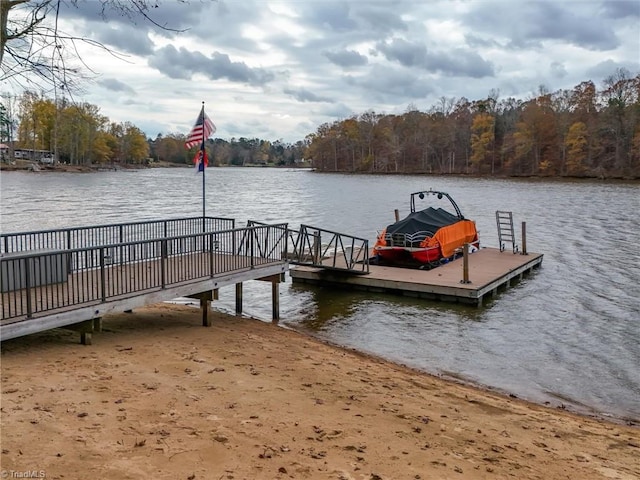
[385,207,460,235]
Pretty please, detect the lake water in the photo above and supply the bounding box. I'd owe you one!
[1,168,638,422]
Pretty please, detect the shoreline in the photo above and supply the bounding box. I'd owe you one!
[298,332,638,427]
[0,161,313,173]
[1,303,638,479]
[1,161,638,182]
[273,313,636,427]
[0,160,184,173]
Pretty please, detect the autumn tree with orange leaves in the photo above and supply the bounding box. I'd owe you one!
[307,69,639,179]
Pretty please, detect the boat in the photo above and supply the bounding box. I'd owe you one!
[372,189,479,268]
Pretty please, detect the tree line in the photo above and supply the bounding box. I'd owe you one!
[2,68,638,177]
[0,91,306,167]
[2,91,150,165]
[306,69,639,179]
[150,134,306,167]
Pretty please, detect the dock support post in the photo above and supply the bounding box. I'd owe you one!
[235,282,243,316]
[186,291,215,326]
[461,244,471,284]
[201,296,210,327]
[521,222,528,255]
[272,281,280,323]
[394,209,400,222]
[93,317,103,332]
[63,319,95,345]
[313,231,320,264]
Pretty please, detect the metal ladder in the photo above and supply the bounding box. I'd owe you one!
[496,211,518,253]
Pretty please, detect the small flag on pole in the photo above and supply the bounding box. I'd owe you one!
[185,106,216,149]
[194,149,209,172]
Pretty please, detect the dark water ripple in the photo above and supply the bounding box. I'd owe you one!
[1,169,638,420]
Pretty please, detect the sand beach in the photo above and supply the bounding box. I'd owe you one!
[1,303,638,480]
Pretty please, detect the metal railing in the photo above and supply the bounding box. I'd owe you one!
[243,221,289,260]
[1,223,288,321]
[383,230,434,248]
[1,216,235,254]
[288,224,369,274]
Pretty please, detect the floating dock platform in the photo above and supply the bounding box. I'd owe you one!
[289,247,543,307]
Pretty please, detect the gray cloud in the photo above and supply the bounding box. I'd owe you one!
[601,0,640,19]
[464,34,503,49]
[324,49,368,67]
[299,3,359,32]
[376,38,428,68]
[586,60,640,82]
[91,24,155,56]
[463,1,620,51]
[523,2,619,50]
[430,49,494,78]
[149,46,275,85]
[356,4,409,34]
[376,39,494,78]
[549,61,568,80]
[59,0,208,33]
[317,102,356,120]
[345,64,435,101]
[283,87,333,103]
[97,78,135,94]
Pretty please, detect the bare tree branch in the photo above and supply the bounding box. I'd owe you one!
[86,0,188,33]
[1,0,191,93]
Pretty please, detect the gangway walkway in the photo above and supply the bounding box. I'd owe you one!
[1,217,289,341]
[247,221,369,275]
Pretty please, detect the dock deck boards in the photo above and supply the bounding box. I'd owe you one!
[290,247,543,306]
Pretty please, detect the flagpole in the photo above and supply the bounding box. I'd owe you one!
[186,101,214,233]
[201,101,206,232]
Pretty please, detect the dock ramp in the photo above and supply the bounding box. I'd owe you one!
[287,225,370,274]
[250,222,370,275]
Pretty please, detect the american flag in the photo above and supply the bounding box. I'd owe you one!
[185,106,216,149]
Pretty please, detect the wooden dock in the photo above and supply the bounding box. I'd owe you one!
[1,218,290,343]
[1,217,544,343]
[290,247,543,306]
[1,253,287,340]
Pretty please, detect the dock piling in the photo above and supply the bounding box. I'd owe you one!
[235,282,243,315]
[461,243,471,284]
[63,319,95,345]
[272,281,280,323]
[313,231,321,264]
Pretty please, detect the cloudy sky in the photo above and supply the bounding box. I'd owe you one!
[20,0,640,143]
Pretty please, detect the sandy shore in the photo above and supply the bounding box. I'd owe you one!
[1,303,638,480]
